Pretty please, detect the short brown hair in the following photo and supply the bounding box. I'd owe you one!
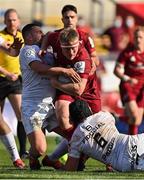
[61,5,77,15]
[4,8,19,19]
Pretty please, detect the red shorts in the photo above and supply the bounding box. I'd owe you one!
[56,91,101,113]
[119,81,144,107]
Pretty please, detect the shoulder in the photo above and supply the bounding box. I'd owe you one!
[48,30,60,37]
[20,45,39,57]
[77,27,89,38]
[0,29,8,39]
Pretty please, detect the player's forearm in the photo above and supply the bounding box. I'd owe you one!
[113,63,128,81]
[1,47,19,57]
[31,62,69,76]
[114,65,136,83]
[0,66,8,76]
[89,52,99,75]
[47,67,72,76]
[52,80,82,96]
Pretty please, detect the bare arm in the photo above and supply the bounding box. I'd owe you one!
[29,61,81,83]
[0,66,18,81]
[114,62,138,84]
[38,32,50,57]
[114,62,125,80]
[89,51,99,75]
[0,37,23,57]
[50,77,87,96]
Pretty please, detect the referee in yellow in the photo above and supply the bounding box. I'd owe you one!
[0,9,27,158]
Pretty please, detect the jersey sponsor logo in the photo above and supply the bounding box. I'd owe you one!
[130,145,137,170]
[102,137,115,161]
[74,61,85,73]
[130,56,136,62]
[83,122,105,141]
[25,49,36,58]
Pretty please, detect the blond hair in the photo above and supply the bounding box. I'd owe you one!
[59,28,79,45]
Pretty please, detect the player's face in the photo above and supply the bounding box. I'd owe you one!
[134,30,144,50]
[4,12,20,33]
[61,40,79,60]
[30,27,44,44]
[62,11,78,28]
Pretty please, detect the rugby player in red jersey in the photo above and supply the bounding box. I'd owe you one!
[114,26,144,135]
[39,4,99,75]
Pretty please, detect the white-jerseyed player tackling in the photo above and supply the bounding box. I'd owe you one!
[19,23,81,170]
[62,99,144,172]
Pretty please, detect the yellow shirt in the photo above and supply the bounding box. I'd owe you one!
[0,29,23,77]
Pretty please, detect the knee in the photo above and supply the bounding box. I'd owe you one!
[35,143,47,156]
[30,139,47,157]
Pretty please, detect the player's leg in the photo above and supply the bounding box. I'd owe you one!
[55,100,74,140]
[125,100,143,135]
[42,115,67,169]
[8,93,27,158]
[42,137,68,168]
[27,129,47,170]
[41,100,75,169]
[0,111,25,168]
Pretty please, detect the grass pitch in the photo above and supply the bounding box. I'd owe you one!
[0,136,144,179]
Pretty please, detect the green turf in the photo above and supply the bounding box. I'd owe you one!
[0,136,144,179]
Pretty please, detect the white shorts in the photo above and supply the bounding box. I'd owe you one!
[43,113,59,132]
[21,98,59,135]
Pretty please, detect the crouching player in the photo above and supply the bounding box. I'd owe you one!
[62,99,144,172]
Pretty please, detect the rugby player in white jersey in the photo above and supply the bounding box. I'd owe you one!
[19,23,81,170]
[63,99,144,172]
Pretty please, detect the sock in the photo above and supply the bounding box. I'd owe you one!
[129,125,138,135]
[17,121,27,156]
[118,115,129,123]
[48,138,68,161]
[29,148,40,159]
[62,126,74,140]
[0,132,20,161]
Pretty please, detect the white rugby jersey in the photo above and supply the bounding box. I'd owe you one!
[19,45,55,100]
[69,111,144,171]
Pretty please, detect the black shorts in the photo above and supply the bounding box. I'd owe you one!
[0,76,22,101]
